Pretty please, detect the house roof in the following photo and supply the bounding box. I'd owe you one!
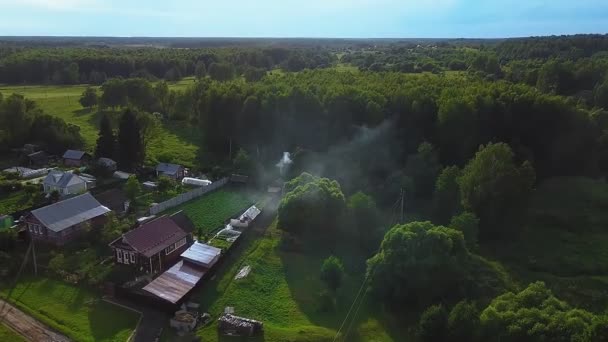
[180,242,221,268]
[93,189,128,212]
[30,193,110,232]
[156,163,182,175]
[112,217,188,258]
[169,211,195,234]
[62,150,87,160]
[44,171,86,188]
[142,260,206,304]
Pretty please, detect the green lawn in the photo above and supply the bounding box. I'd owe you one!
[165,188,257,235]
[0,323,26,342]
[196,221,409,342]
[0,77,200,167]
[0,191,32,215]
[1,277,139,342]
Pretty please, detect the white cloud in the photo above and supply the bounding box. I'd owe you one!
[0,0,100,11]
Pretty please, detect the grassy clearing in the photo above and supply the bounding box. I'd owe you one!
[483,177,608,312]
[196,221,409,342]
[0,78,199,167]
[1,277,138,342]
[0,191,33,215]
[165,188,257,234]
[0,323,26,342]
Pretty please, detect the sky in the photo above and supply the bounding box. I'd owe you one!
[0,0,607,38]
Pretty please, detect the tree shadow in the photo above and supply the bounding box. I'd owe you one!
[88,300,139,342]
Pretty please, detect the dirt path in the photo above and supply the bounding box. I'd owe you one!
[0,299,70,342]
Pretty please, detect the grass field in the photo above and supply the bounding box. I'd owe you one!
[196,221,410,342]
[0,323,26,342]
[1,277,139,342]
[0,191,32,215]
[165,188,257,235]
[0,77,200,167]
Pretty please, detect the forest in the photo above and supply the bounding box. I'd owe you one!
[1,34,608,341]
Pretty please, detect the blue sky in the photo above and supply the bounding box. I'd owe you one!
[0,0,607,38]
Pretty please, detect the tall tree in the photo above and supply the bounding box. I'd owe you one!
[458,143,535,238]
[94,114,116,159]
[79,87,98,109]
[117,109,143,171]
[195,61,207,80]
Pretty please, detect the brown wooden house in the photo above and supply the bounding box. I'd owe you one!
[23,193,111,245]
[62,150,91,167]
[109,216,194,274]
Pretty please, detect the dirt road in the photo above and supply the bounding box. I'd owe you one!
[0,299,70,342]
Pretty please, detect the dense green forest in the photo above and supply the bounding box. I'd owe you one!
[1,35,608,341]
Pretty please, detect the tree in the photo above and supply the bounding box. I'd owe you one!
[480,282,598,342]
[449,212,479,250]
[320,255,344,292]
[157,176,176,194]
[347,191,382,252]
[94,113,115,159]
[594,78,608,109]
[195,61,207,79]
[433,166,463,225]
[124,176,141,203]
[418,304,448,342]
[79,87,98,109]
[117,109,144,171]
[100,78,128,108]
[208,62,235,81]
[278,174,346,237]
[50,190,60,203]
[458,143,535,239]
[233,148,252,174]
[447,300,479,342]
[404,142,441,198]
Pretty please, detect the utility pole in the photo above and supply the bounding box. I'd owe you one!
[32,238,38,276]
[400,188,405,223]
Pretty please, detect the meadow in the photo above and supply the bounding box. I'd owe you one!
[0,277,139,342]
[165,188,258,235]
[0,78,200,167]
[0,323,26,342]
[195,221,411,342]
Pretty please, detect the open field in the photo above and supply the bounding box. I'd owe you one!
[165,188,258,235]
[196,221,410,342]
[0,323,26,342]
[1,277,139,342]
[0,191,32,215]
[0,77,199,167]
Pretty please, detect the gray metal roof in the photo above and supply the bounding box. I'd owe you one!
[62,150,86,160]
[44,171,85,188]
[30,193,110,232]
[97,157,116,166]
[142,260,206,304]
[180,242,221,268]
[156,163,182,175]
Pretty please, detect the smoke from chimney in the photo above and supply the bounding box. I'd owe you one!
[276,152,293,176]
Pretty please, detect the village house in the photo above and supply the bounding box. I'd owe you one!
[27,151,49,168]
[62,150,91,167]
[109,216,194,274]
[23,193,111,245]
[155,163,185,180]
[43,170,88,196]
[93,188,130,215]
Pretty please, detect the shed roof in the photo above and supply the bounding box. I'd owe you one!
[142,260,206,304]
[112,217,188,258]
[156,163,182,175]
[98,157,116,167]
[93,189,128,212]
[180,242,221,268]
[30,193,110,232]
[62,150,87,160]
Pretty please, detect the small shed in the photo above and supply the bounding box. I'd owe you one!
[230,205,261,229]
[94,189,130,214]
[113,171,132,180]
[156,163,185,180]
[27,151,49,167]
[97,157,117,171]
[180,242,222,269]
[218,314,263,337]
[63,150,91,167]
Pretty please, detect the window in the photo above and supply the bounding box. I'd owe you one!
[165,238,187,255]
[117,249,123,263]
[130,253,135,263]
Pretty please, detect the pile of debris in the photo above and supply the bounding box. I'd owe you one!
[218,313,263,337]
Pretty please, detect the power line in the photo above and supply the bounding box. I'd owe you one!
[0,240,33,318]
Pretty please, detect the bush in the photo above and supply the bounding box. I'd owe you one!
[320,255,344,292]
[418,304,448,342]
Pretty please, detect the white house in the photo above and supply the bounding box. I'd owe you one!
[43,171,87,196]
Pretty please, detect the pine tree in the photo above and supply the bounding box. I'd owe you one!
[117,109,143,171]
[94,114,116,159]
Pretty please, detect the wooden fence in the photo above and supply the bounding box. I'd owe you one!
[148,178,228,215]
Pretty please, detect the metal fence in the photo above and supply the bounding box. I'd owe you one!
[149,178,228,215]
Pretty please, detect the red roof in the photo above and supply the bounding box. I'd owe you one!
[113,217,188,258]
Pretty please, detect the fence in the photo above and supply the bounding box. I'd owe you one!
[149,178,228,215]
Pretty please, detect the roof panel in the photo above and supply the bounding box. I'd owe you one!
[142,261,206,304]
[180,242,221,267]
[31,193,110,232]
[62,150,86,160]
